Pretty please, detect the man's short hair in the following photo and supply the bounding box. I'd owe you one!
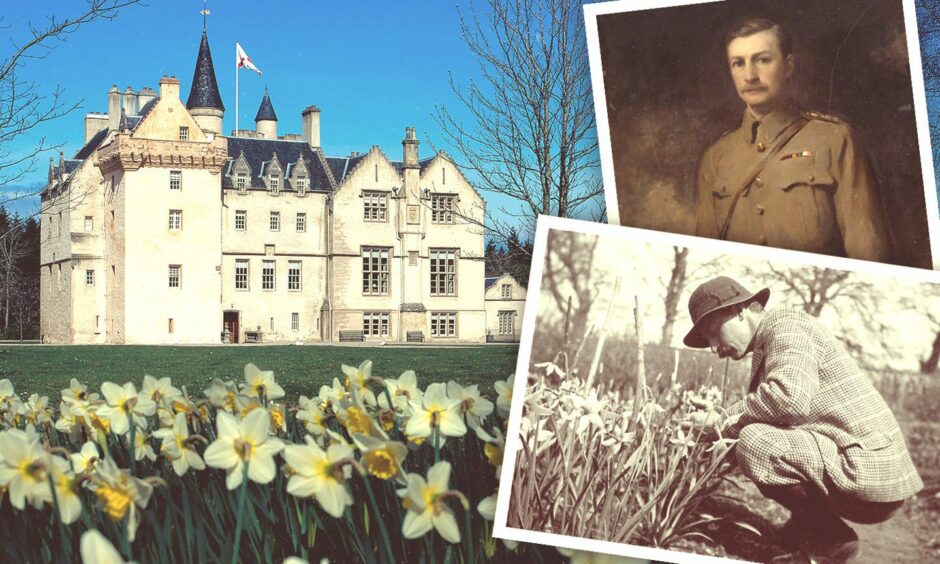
[724,17,793,56]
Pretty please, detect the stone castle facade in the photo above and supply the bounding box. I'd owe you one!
[39,31,524,344]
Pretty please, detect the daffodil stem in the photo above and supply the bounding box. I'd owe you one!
[46,472,69,555]
[231,460,250,564]
[464,505,475,564]
[433,426,440,464]
[128,421,137,476]
[361,474,395,562]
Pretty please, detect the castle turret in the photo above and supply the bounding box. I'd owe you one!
[186,31,225,135]
[255,89,278,139]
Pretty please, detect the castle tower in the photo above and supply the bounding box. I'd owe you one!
[255,89,278,139]
[186,30,225,135]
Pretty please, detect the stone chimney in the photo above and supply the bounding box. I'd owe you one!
[122,86,137,116]
[301,105,320,148]
[159,76,181,102]
[108,85,121,132]
[137,87,158,110]
[402,127,419,167]
[254,89,278,140]
[85,113,109,143]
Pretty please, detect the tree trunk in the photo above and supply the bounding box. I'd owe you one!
[921,329,940,373]
[660,247,689,346]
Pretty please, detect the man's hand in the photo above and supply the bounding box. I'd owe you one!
[681,410,724,441]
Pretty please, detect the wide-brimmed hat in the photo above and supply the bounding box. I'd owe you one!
[683,276,770,348]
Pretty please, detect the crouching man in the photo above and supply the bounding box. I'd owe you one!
[682,276,922,563]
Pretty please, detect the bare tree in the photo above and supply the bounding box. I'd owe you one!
[0,0,142,232]
[542,230,600,354]
[660,247,689,346]
[435,0,602,240]
[0,223,31,331]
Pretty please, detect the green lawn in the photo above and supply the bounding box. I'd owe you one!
[0,345,519,401]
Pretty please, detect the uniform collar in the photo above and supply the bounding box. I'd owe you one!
[740,104,803,145]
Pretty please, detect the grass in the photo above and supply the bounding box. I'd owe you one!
[0,344,519,399]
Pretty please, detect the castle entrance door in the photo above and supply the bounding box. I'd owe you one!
[223,311,240,344]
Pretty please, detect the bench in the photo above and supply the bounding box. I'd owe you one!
[407,331,424,343]
[339,330,365,342]
[245,330,263,343]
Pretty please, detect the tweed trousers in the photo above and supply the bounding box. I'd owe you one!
[725,308,922,504]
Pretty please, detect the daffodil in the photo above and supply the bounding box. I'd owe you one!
[283,436,354,518]
[405,383,466,446]
[134,427,157,461]
[473,425,506,475]
[341,360,377,406]
[494,374,515,417]
[670,428,697,457]
[24,394,53,426]
[96,382,156,436]
[241,364,285,401]
[49,456,82,524]
[154,412,205,476]
[296,396,328,436]
[204,378,238,412]
[446,381,494,430]
[378,370,422,413]
[141,375,182,406]
[89,457,154,542]
[62,378,96,404]
[352,432,407,482]
[70,441,100,474]
[398,461,463,543]
[477,492,498,520]
[203,408,285,490]
[80,529,128,564]
[0,379,16,403]
[317,378,346,412]
[0,428,51,509]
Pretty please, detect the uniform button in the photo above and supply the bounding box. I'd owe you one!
[756,204,766,215]
[756,142,766,152]
[808,175,816,182]
[757,235,768,245]
[754,177,764,187]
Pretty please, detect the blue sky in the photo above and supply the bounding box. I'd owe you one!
[3,0,553,232]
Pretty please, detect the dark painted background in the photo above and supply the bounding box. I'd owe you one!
[598,0,932,268]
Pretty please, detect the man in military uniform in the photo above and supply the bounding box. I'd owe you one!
[683,276,922,563]
[695,17,891,262]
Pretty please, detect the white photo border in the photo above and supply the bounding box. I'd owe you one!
[493,213,940,563]
[583,0,940,270]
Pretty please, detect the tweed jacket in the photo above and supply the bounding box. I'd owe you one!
[724,308,922,503]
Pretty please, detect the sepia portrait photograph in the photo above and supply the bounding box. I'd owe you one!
[586,0,940,269]
[494,217,940,563]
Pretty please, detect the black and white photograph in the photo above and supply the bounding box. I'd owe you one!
[586,0,940,269]
[495,217,940,563]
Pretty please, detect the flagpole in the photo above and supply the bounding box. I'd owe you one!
[235,43,239,138]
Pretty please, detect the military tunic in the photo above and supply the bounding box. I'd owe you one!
[695,106,891,262]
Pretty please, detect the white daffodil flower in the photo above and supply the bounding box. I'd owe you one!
[405,383,466,446]
[203,408,285,490]
[97,382,156,436]
[283,436,354,519]
[398,461,462,543]
[241,364,285,402]
[341,361,377,406]
[494,374,515,417]
[141,375,182,406]
[80,529,128,564]
[154,412,206,477]
[446,381,494,430]
[0,428,52,509]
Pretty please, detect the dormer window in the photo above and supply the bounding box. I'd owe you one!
[269,175,280,194]
[179,126,189,141]
[431,194,455,223]
[236,173,247,194]
[295,176,307,194]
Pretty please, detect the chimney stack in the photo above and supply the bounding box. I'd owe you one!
[402,127,419,167]
[159,75,181,102]
[85,113,109,143]
[137,87,157,110]
[301,105,321,148]
[122,86,137,117]
[107,85,121,132]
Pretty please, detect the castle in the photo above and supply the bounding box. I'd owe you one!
[40,30,525,344]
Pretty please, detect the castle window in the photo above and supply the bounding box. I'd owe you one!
[362,247,389,295]
[498,311,514,335]
[235,259,249,290]
[168,265,181,288]
[431,312,457,337]
[262,260,275,290]
[168,319,174,334]
[86,270,95,287]
[170,170,182,191]
[269,175,280,194]
[84,216,93,232]
[431,194,455,223]
[295,176,307,194]
[501,284,511,298]
[430,249,457,296]
[169,210,182,231]
[236,173,247,194]
[269,211,280,231]
[362,312,389,337]
[296,213,306,232]
[288,260,301,291]
[363,191,387,222]
[292,312,300,332]
[179,126,189,141]
[235,210,246,231]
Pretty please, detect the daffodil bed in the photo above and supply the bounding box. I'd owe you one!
[0,361,550,563]
[509,369,743,550]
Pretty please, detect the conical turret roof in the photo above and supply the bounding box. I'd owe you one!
[187,31,225,111]
[255,89,278,122]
